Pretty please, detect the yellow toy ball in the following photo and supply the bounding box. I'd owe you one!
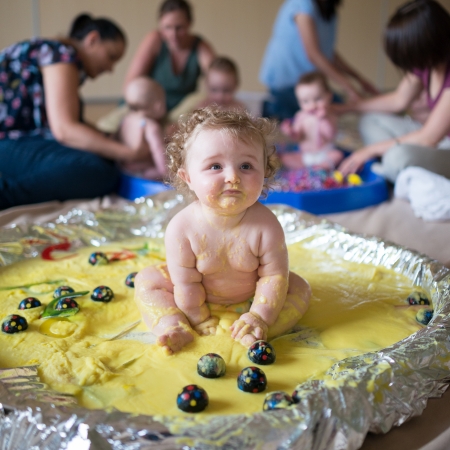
[333,171,344,184]
[347,173,363,186]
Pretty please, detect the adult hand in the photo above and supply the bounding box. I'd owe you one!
[345,87,362,103]
[331,102,356,115]
[338,147,375,176]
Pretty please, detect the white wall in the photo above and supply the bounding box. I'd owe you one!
[1,0,450,100]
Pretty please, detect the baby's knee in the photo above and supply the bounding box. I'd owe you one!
[136,264,169,286]
[287,273,311,313]
[134,265,172,306]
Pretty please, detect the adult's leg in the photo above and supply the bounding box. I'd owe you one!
[381,144,450,182]
[263,87,299,121]
[359,113,421,146]
[0,137,120,209]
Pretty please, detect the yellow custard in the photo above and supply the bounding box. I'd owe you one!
[0,238,423,417]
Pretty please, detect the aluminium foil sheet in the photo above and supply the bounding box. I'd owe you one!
[0,191,449,450]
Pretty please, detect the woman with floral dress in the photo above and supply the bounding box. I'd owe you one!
[0,14,149,209]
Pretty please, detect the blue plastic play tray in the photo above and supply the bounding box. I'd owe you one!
[118,162,388,215]
[260,161,388,214]
[117,172,171,200]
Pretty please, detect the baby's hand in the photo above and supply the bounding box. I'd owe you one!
[230,312,269,347]
[280,119,293,136]
[194,316,219,336]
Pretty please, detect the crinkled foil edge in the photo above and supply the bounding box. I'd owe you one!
[0,191,449,450]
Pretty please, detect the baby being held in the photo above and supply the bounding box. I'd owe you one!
[135,107,311,354]
[280,72,344,170]
[196,57,246,112]
[117,77,167,179]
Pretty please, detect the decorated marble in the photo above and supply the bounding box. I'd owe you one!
[237,367,267,393]
[18,297,41,310]
[53,286,75,298]
[197,353,226,378]
[248,340,276,365]
[89,252,109,266]
[263,391,294,411]
[177,385,209,413]
[2,315,28,334]
[91,286,114,303]
[125,272,137,288]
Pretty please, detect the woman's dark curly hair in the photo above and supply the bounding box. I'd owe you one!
[166,106,280,199]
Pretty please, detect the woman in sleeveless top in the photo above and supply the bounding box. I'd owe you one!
[338,0,450,182]
[124,0,215,112]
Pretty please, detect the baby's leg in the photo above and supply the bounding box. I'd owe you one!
[267,272,311,339]
[134,264,194,354]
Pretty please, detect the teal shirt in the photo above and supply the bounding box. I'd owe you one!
[150,36,201,111]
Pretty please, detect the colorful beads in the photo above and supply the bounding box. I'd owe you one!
[53,286,75,298]
[407,292,430,306]
[91,286,114,303]
[197,353,226,378]
[88,252,108,266]
[177,385,209,413]
[237,367,267,393]
[125,272,137,288]
[55,297,79,311]
[2,315,28,334]
[248,340,276,365]
[416,308,433,326]
[273,168,363,193]
[263,391,294,411]
[18,297,41,310]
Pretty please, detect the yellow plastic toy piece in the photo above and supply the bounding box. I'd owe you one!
[347,173,363,186]
[333,171,344,184]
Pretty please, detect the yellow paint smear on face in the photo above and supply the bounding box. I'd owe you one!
[0,238,421,418]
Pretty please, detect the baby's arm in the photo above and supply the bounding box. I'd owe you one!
[280,112,305,141]
[319,114,338,145]
[165,217,212,330]
[230,211,289,345]
[144,119,167,177]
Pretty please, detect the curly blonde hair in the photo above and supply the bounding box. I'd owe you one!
[166,106,280,198]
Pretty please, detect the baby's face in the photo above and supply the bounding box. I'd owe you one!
[206,70,238,106]
[295,82,331,118]
[178,129,265,214]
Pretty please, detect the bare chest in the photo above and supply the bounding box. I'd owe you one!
[192,233,259,275]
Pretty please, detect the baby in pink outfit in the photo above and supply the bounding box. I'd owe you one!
[280,72,343,169]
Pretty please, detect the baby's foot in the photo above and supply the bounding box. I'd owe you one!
[230,312,268,348]
[156,326,194,355]
[194,316,219,336]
